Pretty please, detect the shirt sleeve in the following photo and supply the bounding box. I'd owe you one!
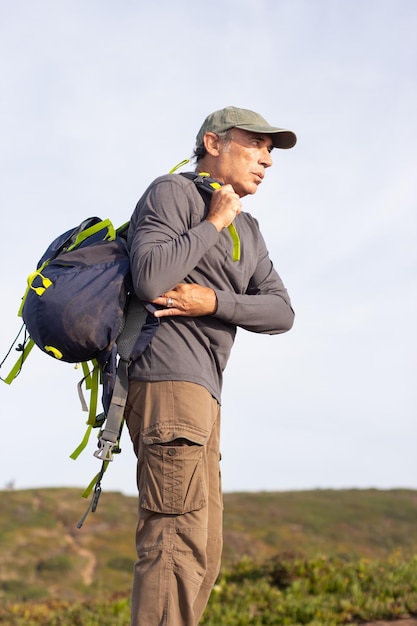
[128,175,294,335]
[128,176,219,301]
[214,228,295,335]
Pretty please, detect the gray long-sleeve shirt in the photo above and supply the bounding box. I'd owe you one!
[127,173,294,402]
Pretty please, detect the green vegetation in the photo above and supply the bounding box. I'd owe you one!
[203,553,417,625]
[1,554,416,625]
[0,488,416,624]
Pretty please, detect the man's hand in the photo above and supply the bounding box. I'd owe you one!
[206,184,242,232]
[151,283,218,318]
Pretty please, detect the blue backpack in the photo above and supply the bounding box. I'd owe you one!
[1,216,159,525]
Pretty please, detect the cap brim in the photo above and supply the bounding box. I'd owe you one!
[235,124,297,149]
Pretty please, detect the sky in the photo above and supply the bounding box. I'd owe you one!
[1,0,416,501]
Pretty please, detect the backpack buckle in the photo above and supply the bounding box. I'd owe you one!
[94,439,115,462]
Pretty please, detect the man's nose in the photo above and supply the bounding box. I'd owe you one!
[260,148,273,168]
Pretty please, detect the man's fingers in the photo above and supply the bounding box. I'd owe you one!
[206,186,242,231]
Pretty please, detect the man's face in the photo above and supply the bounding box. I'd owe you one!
[212,128,274,198]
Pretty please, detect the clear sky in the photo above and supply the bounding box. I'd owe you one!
[1,0,416,498]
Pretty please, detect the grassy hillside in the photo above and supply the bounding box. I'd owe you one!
[222,488,417,563]
[0,487,416,607]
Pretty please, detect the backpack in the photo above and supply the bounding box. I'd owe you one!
[0,170,239,525]
[1,216,160,525]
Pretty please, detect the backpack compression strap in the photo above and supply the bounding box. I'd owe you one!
[1,328,35,385]
[76,295,148,527]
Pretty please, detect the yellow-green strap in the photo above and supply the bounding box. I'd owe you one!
[169,159,190,174]
[227,223,241,262]
[67,218,116,251]
[18,220,116,317]
[79,359,99,392]
[86,364,100,425]
[116,221,129,234]
[76,462,109,526]
[205,177,241,262]
[71,362,101,459]
[76,360,99,413]
[169,168,241,261]
[2,338,35,385]
[80,361,92,388]
[44,345,63,359]
[26,268,52,297]
[81,461,109,498]
[18,261,50,316]
[70,424,93,460]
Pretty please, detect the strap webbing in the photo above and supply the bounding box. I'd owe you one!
[70,425,93,460]
[169,159,190,174]
[70,362,101,459]
[95,359,129,449]
[67,218,116,251]
[79,295,148,505]
[94,295,147,460]
[227,223,241,262]
[2,337,35,385]
[189,172,241,261]
[77,460,109,528]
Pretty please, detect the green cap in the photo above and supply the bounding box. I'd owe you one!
[196,106,297,150]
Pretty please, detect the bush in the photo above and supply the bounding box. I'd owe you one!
[1,553,417,625]
[107,557,135,572]
[36,555,72,574]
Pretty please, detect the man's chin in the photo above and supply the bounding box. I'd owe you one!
[237,183,259,198]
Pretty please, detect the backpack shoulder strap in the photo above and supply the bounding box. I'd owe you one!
[94,295,147,463]
[76,295,154,527]
[181,172,241,262]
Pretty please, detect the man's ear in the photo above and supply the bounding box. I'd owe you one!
[203,132,221,156]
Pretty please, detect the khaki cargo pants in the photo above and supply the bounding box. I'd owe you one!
[125,380,223,626]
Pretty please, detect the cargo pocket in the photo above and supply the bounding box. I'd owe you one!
[139,438,207,515]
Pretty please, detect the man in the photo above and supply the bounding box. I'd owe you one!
[125,106,296,625]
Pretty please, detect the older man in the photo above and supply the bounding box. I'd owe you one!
[125,106,296,625]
